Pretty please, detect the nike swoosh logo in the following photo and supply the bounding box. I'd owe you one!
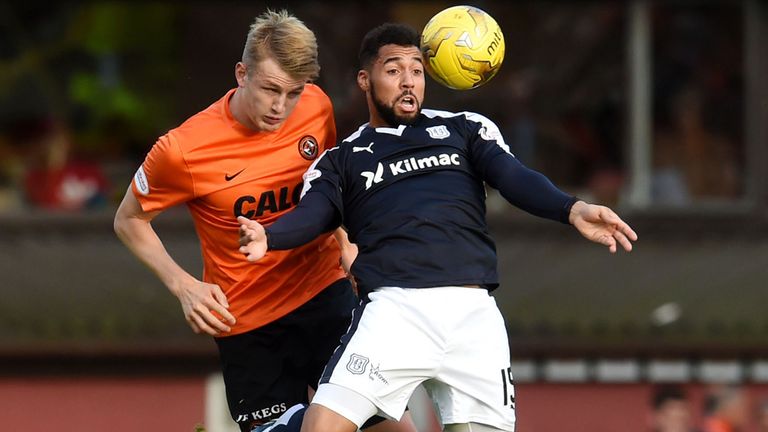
[225,168,246,181]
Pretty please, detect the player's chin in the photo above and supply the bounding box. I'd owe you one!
[397,112,420,126]
[393,107,420,125]
[259,119,285,132]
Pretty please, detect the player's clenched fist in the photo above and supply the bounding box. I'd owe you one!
[237,216,268,261]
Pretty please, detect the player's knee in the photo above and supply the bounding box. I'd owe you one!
[361,411,417,432]
[443,422,507,432]
[301,404,359,432]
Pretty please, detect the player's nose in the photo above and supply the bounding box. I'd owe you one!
[272,94,287,113]
[401,72,415,88]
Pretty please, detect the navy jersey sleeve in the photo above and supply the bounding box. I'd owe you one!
[264,149,344,250]
[298,147,344,214]
[464,112,577,224]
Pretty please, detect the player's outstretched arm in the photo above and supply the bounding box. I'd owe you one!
[238,191,342,263]
[568,200,638,253]
[237,216,268,262]
[114,188,236,335]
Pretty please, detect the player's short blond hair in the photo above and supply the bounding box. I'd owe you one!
[242,10,320,82]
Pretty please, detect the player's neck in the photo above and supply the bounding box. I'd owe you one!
[368,119,391,128]
[230,88,261,132]
[367,109,387,128]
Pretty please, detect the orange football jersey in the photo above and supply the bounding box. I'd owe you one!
[132,85,345,335]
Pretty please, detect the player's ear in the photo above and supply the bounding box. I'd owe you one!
[235,62,248,87]
[357,70,369,91]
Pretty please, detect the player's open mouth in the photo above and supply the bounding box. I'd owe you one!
[398,95,417,112]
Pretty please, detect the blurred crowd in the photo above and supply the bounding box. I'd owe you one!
[0,2,747,213]
[650,384,768,432]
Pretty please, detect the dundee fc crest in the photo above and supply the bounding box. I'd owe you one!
[346,354,369,374]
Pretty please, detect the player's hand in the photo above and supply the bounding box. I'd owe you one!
[340,242,358,276]
[237,216,268,262]
[332,228,358,275]
[569,201,638,253]
[174,277,236,335]
[332,228,360,294]
[341,242,360,294]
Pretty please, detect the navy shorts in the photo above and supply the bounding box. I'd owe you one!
[215,278,365,431]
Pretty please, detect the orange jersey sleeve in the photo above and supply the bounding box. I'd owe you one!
[131,133,195,210]
[131,85,346,335]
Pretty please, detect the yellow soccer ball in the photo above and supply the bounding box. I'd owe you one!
[420,5,505,90]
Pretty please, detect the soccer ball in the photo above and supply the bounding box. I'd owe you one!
[420,5,505,90]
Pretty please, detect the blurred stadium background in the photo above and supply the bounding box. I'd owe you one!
[0,1,766,431]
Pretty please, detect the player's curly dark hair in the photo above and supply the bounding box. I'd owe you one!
[358,23,420,69]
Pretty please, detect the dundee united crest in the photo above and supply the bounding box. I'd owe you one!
[298,135,319,160]
[346,354,369,375]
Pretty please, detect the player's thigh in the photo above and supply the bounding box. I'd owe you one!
[320,288,443,420]
[215,324,309,430]
[427,295,515,431]
[307,291,408,430]
[362,410,417,432]
[282,278,359,388]
[214,277,356,431]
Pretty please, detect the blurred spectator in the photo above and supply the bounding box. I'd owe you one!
[20,118,109,211]
[652,85,740,205]
[651,3,743,206]
[701,385,750,432]
[650,384,698,432]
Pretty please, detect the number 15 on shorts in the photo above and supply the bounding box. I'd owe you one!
[501,367,515,408]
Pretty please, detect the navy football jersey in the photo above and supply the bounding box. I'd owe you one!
[301,109,524,295]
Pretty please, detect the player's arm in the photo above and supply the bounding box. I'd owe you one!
[319,93,357,271]
[238,191,341,261]
[114,188,236,335]
[333,227,358,277]
[469,116,637,252]
[467,115,575,222]
[486,155,639,252]
[482,155,637,252]
[239,148,346,260]
[484,154,577,223]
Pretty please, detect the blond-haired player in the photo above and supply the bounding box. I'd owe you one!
[114,11,415,432]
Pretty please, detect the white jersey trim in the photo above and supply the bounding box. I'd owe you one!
[341,124,368,143]
[300,147,339,199]
[422,109,512,155]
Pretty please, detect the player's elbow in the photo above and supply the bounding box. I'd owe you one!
[113,201,142,243]
[113,207,130,241]
[113,191,155,242]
